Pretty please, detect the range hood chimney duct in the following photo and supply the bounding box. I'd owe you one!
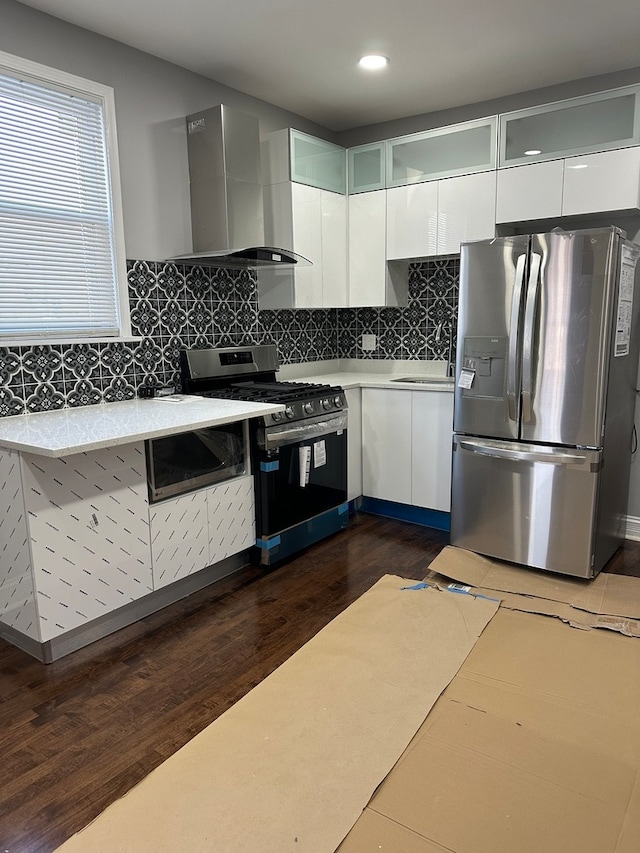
[169,104,310,270]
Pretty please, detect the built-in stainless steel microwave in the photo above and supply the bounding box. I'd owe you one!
[146,422,246,503]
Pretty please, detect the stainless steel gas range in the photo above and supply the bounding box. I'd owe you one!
[180,345,349,566]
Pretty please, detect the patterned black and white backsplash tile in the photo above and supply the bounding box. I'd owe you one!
[0,257,458,417]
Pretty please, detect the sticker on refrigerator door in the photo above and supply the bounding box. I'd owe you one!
[457,368,475,389]
[614,244,638,357]
[313,440,327,468]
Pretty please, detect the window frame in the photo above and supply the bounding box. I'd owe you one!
[0,49,131,344]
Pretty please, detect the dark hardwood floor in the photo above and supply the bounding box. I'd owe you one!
[1,512,639,852]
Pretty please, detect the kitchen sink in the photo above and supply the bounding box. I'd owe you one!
[390,376,453,384]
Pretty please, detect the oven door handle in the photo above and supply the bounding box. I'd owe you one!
[262,411,348,450]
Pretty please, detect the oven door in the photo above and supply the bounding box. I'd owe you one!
[254,411,347,537]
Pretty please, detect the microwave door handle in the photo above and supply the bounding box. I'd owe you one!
[507,253,527,422]
[521,251,542,423]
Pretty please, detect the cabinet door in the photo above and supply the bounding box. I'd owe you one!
[411,391,454,511]
[149,489,209,590]
[437,171,496,254]
[496,160,564,223]
[321,190,348,307]
[345,388,362,501]
[290,130,347,193]
[362,388,412,503]
[562,147,640,215]
[207,476,255,562]
[386,183,438,259]
[291,182,324,307]
[348,190,387,307]
[348,142,385,193]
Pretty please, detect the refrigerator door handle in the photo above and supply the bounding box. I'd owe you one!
[522,251,542,423]
[507,253,527,422]
[458,439,587,466]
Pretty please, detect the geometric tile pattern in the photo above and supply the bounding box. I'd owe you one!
[0,256,459,416]
[21,442,153,641]
[0,449,39,640]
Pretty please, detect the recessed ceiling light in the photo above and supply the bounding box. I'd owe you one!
[524,149,542,156]
[358,55,389,70]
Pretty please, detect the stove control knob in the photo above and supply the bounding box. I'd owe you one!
[333,395,343,408]
[303,401,315,415]
[271,411,284,422]
[321,398,333,411]
[284,406,295,419]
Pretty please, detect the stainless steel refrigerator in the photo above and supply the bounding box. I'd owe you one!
[451,226,640,578]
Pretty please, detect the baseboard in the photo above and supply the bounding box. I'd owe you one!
[360,497,451,532]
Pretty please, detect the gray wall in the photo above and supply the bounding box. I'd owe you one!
[336,66,640,148]
[0,0,337,261]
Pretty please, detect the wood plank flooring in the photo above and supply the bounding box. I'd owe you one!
[0,512,639,852]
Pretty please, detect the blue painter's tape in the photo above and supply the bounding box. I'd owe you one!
[338,502,349,515]
[260,460,279,472]
[446,586,499,603]
[256,535,282,550]
[402,582,430,590]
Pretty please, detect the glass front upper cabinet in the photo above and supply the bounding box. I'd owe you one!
[385,117,498,187]
[348,142,385,193]
[499,86,640,168]
[290,130,347,194]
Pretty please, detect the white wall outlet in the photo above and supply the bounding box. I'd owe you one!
[361,334,377,351]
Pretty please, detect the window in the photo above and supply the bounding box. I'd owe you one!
[0,51,130,342]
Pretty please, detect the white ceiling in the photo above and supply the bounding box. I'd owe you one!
[16,0,640,132]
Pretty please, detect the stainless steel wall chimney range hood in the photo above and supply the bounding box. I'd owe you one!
[169,104,310,270]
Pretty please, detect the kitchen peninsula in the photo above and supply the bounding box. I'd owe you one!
[0,397,283,662]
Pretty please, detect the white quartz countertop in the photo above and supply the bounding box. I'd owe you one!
[277,359,454,392]
[282,370,455,392]
[0,397,285,457]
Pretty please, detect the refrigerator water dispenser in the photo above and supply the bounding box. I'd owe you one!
[461,336,507,399]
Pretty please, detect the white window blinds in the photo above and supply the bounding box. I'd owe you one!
[0,56,127,340]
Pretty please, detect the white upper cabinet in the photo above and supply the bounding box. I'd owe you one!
[497,147,640,223]
[387,172,496,259]
[562,147,640,215]
[437,171,497,255]
[386,117,498,187]
[499,85,640,168]
[496,160,564,222]
[348,189,387,306]
[348,142,386,193]
[386,182,438,259]
[260,181,347,308]
[289,130,347,194]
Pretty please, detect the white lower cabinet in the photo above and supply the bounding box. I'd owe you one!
[0,443,153,643]
[362,388,453,511]
[362,388,412,503]
[345,387,363,501]
[149,475,255,590]
[497,146,640,223]
[411,391,454,512]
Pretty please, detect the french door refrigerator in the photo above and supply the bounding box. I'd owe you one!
[451,226,640,578]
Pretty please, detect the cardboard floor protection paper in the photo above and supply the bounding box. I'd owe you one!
[427,545,640,635]
[56,574,498,853]
[339,606,640,853]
